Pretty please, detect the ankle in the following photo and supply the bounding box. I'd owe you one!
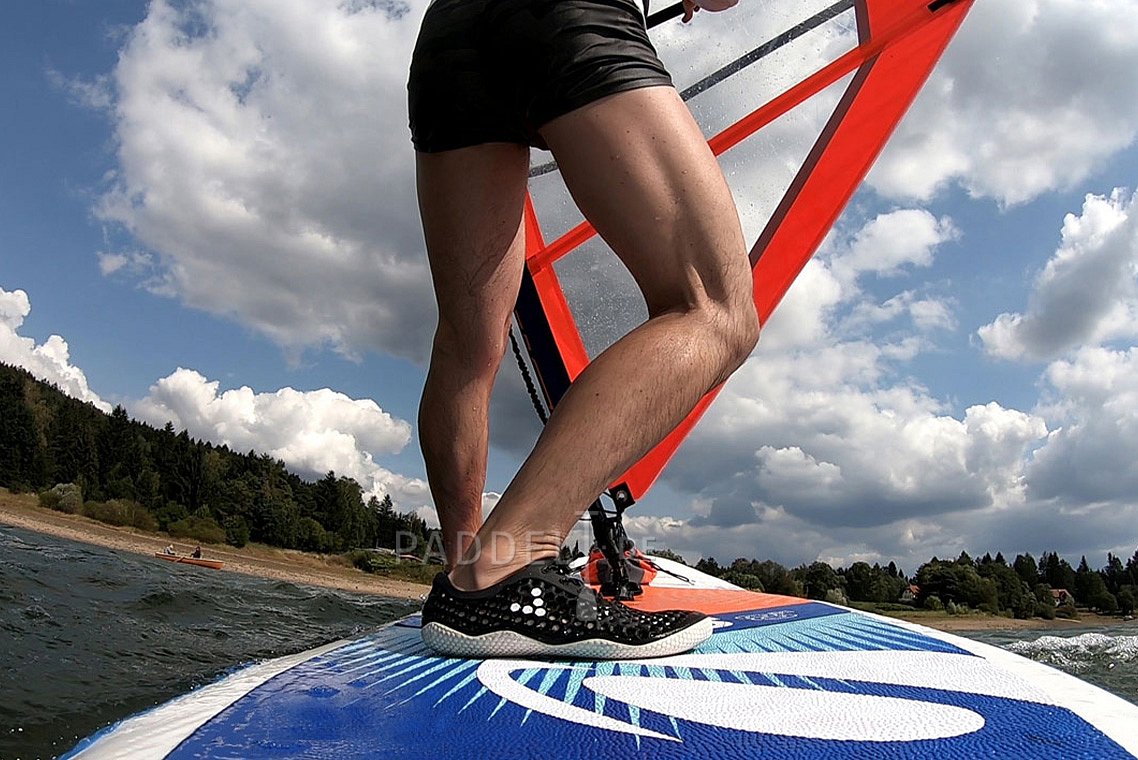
[448,526,564,591]
[448,549,560,591]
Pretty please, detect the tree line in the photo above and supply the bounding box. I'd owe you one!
[0,362,429,554]
[669,548,1138,619]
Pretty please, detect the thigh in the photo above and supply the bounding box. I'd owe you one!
[538,86,751,317]
[416,143,531,349]
[408,0,529,153]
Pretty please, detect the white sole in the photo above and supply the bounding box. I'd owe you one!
[421,617,713,660]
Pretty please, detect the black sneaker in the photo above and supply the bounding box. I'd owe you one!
[420,558,712,659]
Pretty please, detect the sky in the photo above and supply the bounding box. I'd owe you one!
[3,0,1138,573]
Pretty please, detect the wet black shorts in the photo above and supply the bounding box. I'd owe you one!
[407,0,673,152]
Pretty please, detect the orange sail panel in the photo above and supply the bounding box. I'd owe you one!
[514,0,974,502]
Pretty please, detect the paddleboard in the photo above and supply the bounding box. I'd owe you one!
[63,557,1138,758]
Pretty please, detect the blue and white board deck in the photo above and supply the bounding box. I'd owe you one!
[65,559,1138,758]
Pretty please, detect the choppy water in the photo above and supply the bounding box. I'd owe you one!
[967,627,1138,704]
[2,526,1136,759]
[0,526,416,760]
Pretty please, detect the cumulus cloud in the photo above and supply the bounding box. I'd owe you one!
[95,0,432,362]
[641,207,1053,564]
[132,367,429,507]
[633,194,1138,568]
[675,353,1047,530]
[979,189,1138,361]
[873,0,1138,204]
[1026,346,1138,503]
[830,210,959,283]
[0,287,111,412]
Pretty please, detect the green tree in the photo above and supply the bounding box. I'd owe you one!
[751,560,800,596]
[1013,553,1039,587]
[800,561,842,600]
[0,371,40,488]
[843,562,875,602]
[646,548,688,565]
[1089,590,1118,614]
[695,557,723,577]
[1103,553,1127,594]
[1117,587,1136,616]
[1041,551,1077,592]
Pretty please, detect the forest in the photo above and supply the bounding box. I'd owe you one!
[681,547,1138,619]
[0,362,429,554]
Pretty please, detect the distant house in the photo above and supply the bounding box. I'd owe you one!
[1051,588,1072,606]
[901,584,920,603]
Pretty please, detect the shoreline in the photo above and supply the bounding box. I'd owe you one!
[4,489,1135,634]
[881,610,1134,633]
[0,490,430,602]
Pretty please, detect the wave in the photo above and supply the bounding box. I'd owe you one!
[1007,631,1138,673]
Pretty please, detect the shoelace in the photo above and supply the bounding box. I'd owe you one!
[539,560,586,590]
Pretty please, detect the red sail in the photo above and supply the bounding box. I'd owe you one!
[514,0,975,503]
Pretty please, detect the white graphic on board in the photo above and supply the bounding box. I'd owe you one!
[476,650,1057,742]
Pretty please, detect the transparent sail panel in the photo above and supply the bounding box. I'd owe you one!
[551,72,854,360]
[655,0,858,138]
[721,72,854,247]
[553,237,646,360]
[528,156,584,244]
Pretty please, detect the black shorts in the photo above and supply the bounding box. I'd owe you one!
[407,0,673,152]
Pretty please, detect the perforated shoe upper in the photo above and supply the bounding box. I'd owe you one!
[421,558,706,647]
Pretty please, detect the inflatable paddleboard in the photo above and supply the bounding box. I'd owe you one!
[65,557,1138,758]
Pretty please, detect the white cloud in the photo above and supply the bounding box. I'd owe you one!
[97,250,156,278]
[1027,346,1138,503]
[978,188,1138,361]
[132,367,429,507]
[873,0,1138,205]
[674,349,1047,530]
[634,189,1138,568]
[47,68,114,110]
[641,206,1051,563]
[95,0,432,362]
[0,286,111,412]
[830,210,959,282]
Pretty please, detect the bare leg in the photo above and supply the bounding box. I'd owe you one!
[416,143,530,570]
[450,86,759,590]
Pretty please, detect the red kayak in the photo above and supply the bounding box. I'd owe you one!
[154,553,224,570]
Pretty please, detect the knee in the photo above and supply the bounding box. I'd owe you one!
[716,297,760,378]
[430,314,513,379]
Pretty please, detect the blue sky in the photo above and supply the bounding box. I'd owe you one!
[3,0,1138,570]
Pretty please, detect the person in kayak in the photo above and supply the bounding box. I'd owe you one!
[409,0,756,659]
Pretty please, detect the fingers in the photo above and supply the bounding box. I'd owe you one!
[682,0,698,23]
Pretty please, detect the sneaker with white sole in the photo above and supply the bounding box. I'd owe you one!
[420,558,712,659]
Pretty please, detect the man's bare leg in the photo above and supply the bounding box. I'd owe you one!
[450,86,759,590]
[416,143,530,570]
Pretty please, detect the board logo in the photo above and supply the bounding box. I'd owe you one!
[738,610,799,623]
[474,649,1058,743]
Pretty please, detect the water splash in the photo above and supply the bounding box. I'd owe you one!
[1007,632,1138,673]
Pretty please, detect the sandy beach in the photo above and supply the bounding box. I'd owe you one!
[883,609,1131,632]
[0,489,430,601]
[4,488,1135,633]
